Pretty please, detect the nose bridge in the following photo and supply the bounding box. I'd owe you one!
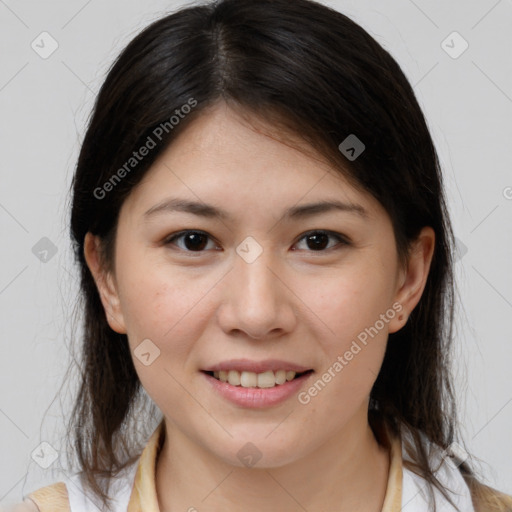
[218,242,295,338]
[235,246,280,312]
[238,251,277,307]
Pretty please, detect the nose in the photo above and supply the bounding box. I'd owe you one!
[216,249,297,340]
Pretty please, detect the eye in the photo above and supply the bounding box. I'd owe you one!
[163,229,350,254]
[293,230,349,252]
[164,230,219,252]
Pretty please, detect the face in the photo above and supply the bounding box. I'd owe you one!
[86,102,433,468]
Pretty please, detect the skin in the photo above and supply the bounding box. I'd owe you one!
[85,102,434,511]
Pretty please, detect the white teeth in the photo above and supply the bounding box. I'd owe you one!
[210,369,303,388]
[275,370,287,385]
[227,370,241,386]
[286,370,296,382]
[240,371,258,388]
[257,371,276,388]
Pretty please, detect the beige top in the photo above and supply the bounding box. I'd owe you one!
[15,420,512,512]
[124,420,400,511]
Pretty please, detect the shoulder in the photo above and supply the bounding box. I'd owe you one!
[24,481,70,512]
[393,422,512,512]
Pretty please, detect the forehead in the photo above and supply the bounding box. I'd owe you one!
[122,103,382,220]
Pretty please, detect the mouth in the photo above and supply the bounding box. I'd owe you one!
[202,369,314,389]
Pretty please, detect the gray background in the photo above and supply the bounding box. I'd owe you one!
[1,0,511,507]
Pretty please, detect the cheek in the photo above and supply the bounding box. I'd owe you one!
[302,263,396,344]
[115,259,210,362]
[294,260,395,405]
[114,265,211,413]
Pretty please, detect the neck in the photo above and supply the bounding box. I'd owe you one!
[155,412,390,512]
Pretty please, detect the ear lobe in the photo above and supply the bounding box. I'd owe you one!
[388,227,435,334]
[83,232,127,334]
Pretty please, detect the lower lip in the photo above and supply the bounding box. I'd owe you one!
[202,371,314,408]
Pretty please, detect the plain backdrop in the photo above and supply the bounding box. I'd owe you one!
[1,0,511,508]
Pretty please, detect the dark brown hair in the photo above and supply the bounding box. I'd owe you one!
[62,0,497,510]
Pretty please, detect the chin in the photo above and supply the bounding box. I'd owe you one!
[211,433,303,469]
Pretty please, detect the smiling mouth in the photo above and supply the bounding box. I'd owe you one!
[203,369,314,389]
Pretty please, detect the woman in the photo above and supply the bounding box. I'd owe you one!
[11,0,512,510]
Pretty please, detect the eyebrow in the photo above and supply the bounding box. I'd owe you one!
[143,197,368,221]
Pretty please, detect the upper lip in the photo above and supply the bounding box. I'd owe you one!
[202,359,313,374]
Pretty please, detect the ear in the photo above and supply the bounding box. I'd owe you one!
[83,232,127,334]
[388,226,435,334]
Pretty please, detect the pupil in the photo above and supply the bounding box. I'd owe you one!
[185,233,207,251]
[307,233,328,250]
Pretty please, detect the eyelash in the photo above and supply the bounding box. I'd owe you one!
[163,229,351,254]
